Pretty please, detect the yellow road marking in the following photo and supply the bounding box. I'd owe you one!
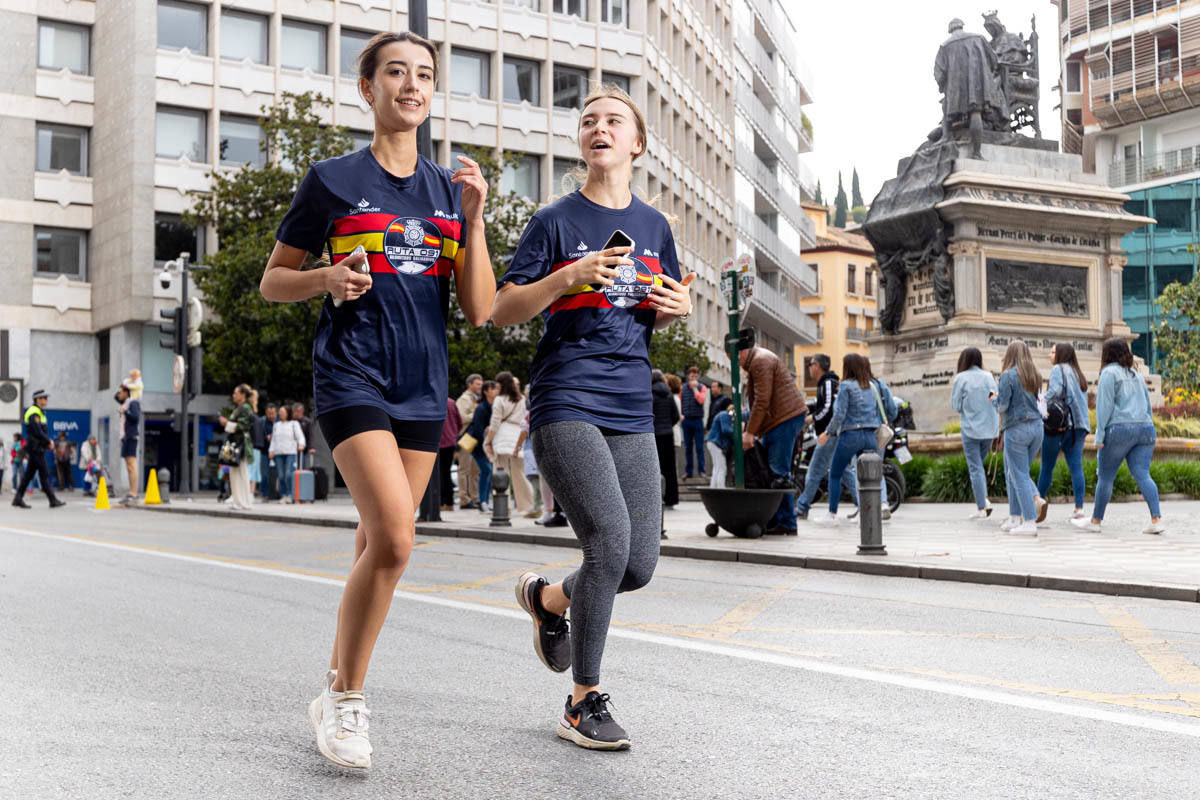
[406,558,579,594]
[710,581,805,634]
[1095,603,1200,694]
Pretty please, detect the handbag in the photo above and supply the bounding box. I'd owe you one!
[870,382,894,452]
[457,432,478,453]
[1043,369,1075,437]
[218,437,244,467]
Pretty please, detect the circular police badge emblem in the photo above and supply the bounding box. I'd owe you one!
[603,257,661,309]
[383,217,442,275]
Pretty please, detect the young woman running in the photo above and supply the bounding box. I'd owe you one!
[260,31,493,769]
[993,340,1048,535]
[1037,343,1091,520]
[491,85,694,751]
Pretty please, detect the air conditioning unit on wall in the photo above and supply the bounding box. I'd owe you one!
[0,378,23,422]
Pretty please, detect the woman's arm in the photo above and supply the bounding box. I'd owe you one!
[994,371,1012,413]
[450,157,495,327]
[260,242,372,303]
[950,374,964,413]
[1048,364,1063,397]
[1095,370,1114,446]
[822,390,849,442]
[491,247,629,327]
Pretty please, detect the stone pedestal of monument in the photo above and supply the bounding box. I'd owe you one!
[870,142,1154,431]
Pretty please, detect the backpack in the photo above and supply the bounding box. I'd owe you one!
[1043,367,1075,437]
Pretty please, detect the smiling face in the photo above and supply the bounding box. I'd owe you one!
[578,96,643,173]
[361,40,436,134]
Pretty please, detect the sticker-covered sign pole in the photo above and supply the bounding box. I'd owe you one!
[722,254,755,489]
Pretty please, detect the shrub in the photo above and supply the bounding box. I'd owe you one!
[941,421,962,434]
[1154,401,1200,420]
[1153,415,1200,438]
[899,454,935,497]
[922,453,1007,502]
[920,452,1155,501]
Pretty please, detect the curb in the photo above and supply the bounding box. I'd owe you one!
[135,504,1200,604]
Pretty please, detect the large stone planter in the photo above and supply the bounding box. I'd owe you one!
[698,487,788,539]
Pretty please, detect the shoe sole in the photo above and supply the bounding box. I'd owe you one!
[556,721,630,751]
[515,572,568,673]
[1036,501,1048,523]
[308,696,371,770]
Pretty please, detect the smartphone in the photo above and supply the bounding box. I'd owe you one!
[332,245,370,308]
[590,229,636,291]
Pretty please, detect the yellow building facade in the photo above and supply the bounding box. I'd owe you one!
[794,202,880,397]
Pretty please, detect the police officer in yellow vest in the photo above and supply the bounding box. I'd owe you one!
[13,389,66,509]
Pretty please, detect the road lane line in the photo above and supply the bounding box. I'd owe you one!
[1094,603,1200,687]
[5,525,1200,739]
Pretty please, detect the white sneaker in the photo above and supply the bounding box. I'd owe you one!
[1069,517,1101,532]
[999,516,1020,531]
[308,673,372,769]
[1143,519,1165,535]
[811,512,839,527]
[1008,520,1038,536]
[1069,509,1087,521]
[968,504,993,520]
[881,508,891,521]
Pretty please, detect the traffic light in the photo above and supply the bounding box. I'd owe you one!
[159,305,185,355]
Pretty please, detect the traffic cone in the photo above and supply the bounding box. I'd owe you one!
[94,477,110,510]
[144,469,162,505]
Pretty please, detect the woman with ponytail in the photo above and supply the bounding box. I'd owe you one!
[217,383,258,510]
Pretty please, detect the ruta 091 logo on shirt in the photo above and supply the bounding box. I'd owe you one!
[603,258,662,309]
[383,217,443,275]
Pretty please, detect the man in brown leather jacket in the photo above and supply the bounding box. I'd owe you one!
[737,328,805,534]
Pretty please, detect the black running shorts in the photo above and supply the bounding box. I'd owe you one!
[317,405,443,453]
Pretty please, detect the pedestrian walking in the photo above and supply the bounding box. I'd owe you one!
[652,369,681,507]
[438,396,461,510]
[261,29,495,770]
[269,405,305,503]
[217,384,257,510]
[455,375,482,510]
[1070,338,1164,534]
[12,390,65,509]
[492,82,693,750]
[705,380,732,431]
[259,403,278,500]
[950,347,999,519]
[993,340,1048,535]
[520,411,544,518]
[680,365,707,478]
[704,404,733,487]
[115,382,141,503]
[10,436,24,494]
[1038,343,1091,521]
[249,410,267,497]
[54,432,75,491]
[483,371,534,514]
[466,381,497,513]
[79,434,101,497]
[796,353,860,520]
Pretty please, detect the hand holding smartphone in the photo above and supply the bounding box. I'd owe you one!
[333,244,370,308]
[590,229,635,291]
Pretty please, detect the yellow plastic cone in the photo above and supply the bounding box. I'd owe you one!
[144,469,162,505]
[94,476,110,510]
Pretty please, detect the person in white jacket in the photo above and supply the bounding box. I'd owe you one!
[269,405,306,503]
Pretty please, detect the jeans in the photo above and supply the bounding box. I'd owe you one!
[1003,420,1041,520]
[681,417,706,475]
[827,429,878,514]
[706,441,727,488]
[1093,422,1160,521]
[762,414,804,529]
[796,434,859,514]
[1037,430,1086,509]
[472,449,493,505]
[962,434,991,510]
[275,453,296,499]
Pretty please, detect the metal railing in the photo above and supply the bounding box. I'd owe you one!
[1089,52,1200,116]
[735,142,805,233]
[735,24,807,134]
[748,278,820,343]
[735,204,817,294]
[1108,144,1200,187]
[735,83,799,174]
[846,326,867,341]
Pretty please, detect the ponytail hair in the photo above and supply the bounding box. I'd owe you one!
[235,383,258,413]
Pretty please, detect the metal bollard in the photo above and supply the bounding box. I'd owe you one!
[490,467,512,527]
[855,453,886,555]
[157,467,171,504]
[660,474,668,540]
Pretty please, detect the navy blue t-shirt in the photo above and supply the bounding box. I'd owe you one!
[500,191,681,433]
[275,148,464,420]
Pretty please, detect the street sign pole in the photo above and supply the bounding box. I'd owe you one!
[722,255,756,489]
[179,257,190,498]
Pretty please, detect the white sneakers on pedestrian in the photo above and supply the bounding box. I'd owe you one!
[1143,519,1166,535]
[1068,509,1087,521]
[308,669,373,769]
[1069,517,1102,532]
[1008,520,1038,536]
[811,512,839,527]
[968,502,993,520]
[999,515,1020,531]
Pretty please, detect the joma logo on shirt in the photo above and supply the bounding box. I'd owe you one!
[433,209,459,220]
[643,248,660,257]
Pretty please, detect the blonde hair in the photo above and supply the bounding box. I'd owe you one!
[234,383,259,413]
[1001,341,1041,396]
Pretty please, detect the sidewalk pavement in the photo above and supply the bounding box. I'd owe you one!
[137,495,1200,603]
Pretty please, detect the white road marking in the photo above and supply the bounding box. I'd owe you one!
[6,525,1200,739]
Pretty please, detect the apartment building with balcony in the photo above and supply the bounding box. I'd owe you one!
[1,0,755,487]
[1055,0,1200,366]
[730,0,819,372]
[793,202,878,396]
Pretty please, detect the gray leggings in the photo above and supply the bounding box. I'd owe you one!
[531,420,661,686]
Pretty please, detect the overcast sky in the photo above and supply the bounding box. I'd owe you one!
[796,0,1061,209]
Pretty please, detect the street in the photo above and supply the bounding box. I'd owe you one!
[2,502,1199,799]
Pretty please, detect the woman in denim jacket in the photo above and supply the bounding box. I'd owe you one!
[1037,343,1091,520]
[950,347,998,519]
[1070,338,1164,534]
[814,353,896,526]
[993,341,1048,535]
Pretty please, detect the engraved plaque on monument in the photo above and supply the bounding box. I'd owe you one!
[985,258,1088,318]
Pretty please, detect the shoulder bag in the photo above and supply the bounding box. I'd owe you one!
[870,382,894,452]
[1043,367,1075,437]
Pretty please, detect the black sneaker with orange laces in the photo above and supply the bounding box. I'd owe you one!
[515,572,571,672]
[557,692,630,750]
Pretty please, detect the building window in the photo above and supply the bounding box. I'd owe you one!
[98,329,110,391]
[156,106,206,161]
[221,11,268,64]
[865,269,874,297]
[219,114,265,167]
[847,263,857,294]
[38,20,90,74]
[553,65,589,109]
[339,27,372,78]
[1066,60,1082,93]
[552,157,581,195]
[502,153,541,200]
[601,71,630,93]
[36,123,89,176]
[155,213,202,263]
[35,227,87,280]
[505,0,540,9]
[282,19,327,73]
[451,48,490,98]
[503,57,541,105]
[600,0,627,26]
[553,0,586,20]
[158,1,207,54]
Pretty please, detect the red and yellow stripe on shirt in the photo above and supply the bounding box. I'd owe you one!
[548,256,663,313]
[328,212,463,276]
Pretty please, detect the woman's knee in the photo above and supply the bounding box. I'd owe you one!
[366,521,415,572]
[620,558,658,593]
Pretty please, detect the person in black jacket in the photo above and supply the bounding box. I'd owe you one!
[13,389,65,509]
[705,380,732,431]
[651,370,680,507]
[796,355,859,518]
[467,380,498,512]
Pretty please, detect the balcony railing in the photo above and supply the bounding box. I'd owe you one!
[1108,144,1200,187]
[1089,51,1200,126]
[735,25,807,135]
[735,83,799,174]
[747,278,820,344]
[735,204,817,294]
[736,142,805,231]
[846,326,867,341]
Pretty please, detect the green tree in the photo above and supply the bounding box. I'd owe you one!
[851,205,869,223]
[851,167,864,208]
[186,92,352,405]
[1154,271,1200,392]
[814,180,823,205]
[649,320,712,377]
[833,171,848,229]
